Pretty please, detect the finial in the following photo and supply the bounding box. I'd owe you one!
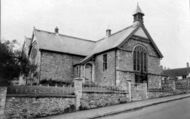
[133,3,144,23]
[134,2,144,15]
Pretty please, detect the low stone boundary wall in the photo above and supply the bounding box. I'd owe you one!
[148,91,173,99]
[4,96,75,118]
[6,78,190,118]
[176,79,190,90]
[80,92,128,110]
[130,83,148,101]
[74,78,129,110]
[2,86,76,118]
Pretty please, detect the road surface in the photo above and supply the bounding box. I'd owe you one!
[97,97,190,119]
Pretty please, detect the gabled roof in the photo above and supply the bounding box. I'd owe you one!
[22,37,32,56]
[162,67,190,77]
[79,21,163,64]
[79,23,139,64]
[32,28,96,56]
[24,37,32,47]
[140,24,163,58]
[30,20,163,63]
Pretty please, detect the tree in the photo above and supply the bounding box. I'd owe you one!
[0,40,36,86]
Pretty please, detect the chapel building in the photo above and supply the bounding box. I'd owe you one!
[24,4,163,89]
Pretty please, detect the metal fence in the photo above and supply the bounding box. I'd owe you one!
[7,85,75,97]
[82,84,127,94]
[176,78,190,90]
[148,88,173,92]
[158,78,190,94]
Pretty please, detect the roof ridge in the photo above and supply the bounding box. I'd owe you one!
[59,34,96,43]
[110,25,133,36]
[96,25,134,42]
[34,28,96,43]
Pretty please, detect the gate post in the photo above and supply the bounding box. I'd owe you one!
[128,81,132,102]
[0,87,7,118]
[171,80,176,91]
[145,83,148,99]
[74,78,82,110]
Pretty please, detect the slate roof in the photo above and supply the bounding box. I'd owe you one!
[31,21,163,63]
[80,22,140,64]
[33,28,96,56]
[79,21,163,64]
[31,22,138,58]
[162,67,190,77]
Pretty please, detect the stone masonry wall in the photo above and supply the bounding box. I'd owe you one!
[116,50,133,72]
[121,38,158,57]
[95,50,116,86]
[117,38,162,89]
[116,71,134,90]
[148,56,162,74]
[148,91,173,99]
[131,83,148,101]
[40,51,84,82]
[5,96,75,118]
[115,49,135,90]
[120,38,162,74]
[148,75,162,89]
[80,93,128,110]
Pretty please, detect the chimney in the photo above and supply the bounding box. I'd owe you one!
[54,26,59,33]
[106,29,111,37]
[187,62,189,68]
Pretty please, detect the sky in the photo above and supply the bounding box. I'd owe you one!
[2,0,190,68]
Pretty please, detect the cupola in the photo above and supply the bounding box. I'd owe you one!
[133,3,145,23]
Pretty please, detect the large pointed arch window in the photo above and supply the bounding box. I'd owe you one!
[133,46,148,83]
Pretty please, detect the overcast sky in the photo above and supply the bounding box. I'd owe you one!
[2,0,190,68]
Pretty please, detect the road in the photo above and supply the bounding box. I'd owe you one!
[97,97,190,119]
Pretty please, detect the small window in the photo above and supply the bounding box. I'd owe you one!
[75,66,80,77]
[103,54,107,71]
[182,75,186,79]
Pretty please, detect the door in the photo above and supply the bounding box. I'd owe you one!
[85,63,92,82]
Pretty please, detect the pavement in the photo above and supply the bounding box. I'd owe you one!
[39,93,190,119]
[97,96,190,119]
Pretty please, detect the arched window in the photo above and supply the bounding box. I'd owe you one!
[133,46,147,72]
[133,46,148,83]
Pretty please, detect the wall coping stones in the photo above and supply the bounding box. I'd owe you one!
[82,90,127,94]
[74,78,83,81]
[6,94,76,98]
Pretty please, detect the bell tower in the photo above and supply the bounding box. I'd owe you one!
[133,3,144,23]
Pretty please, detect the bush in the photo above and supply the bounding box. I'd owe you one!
[0,40,36,86]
